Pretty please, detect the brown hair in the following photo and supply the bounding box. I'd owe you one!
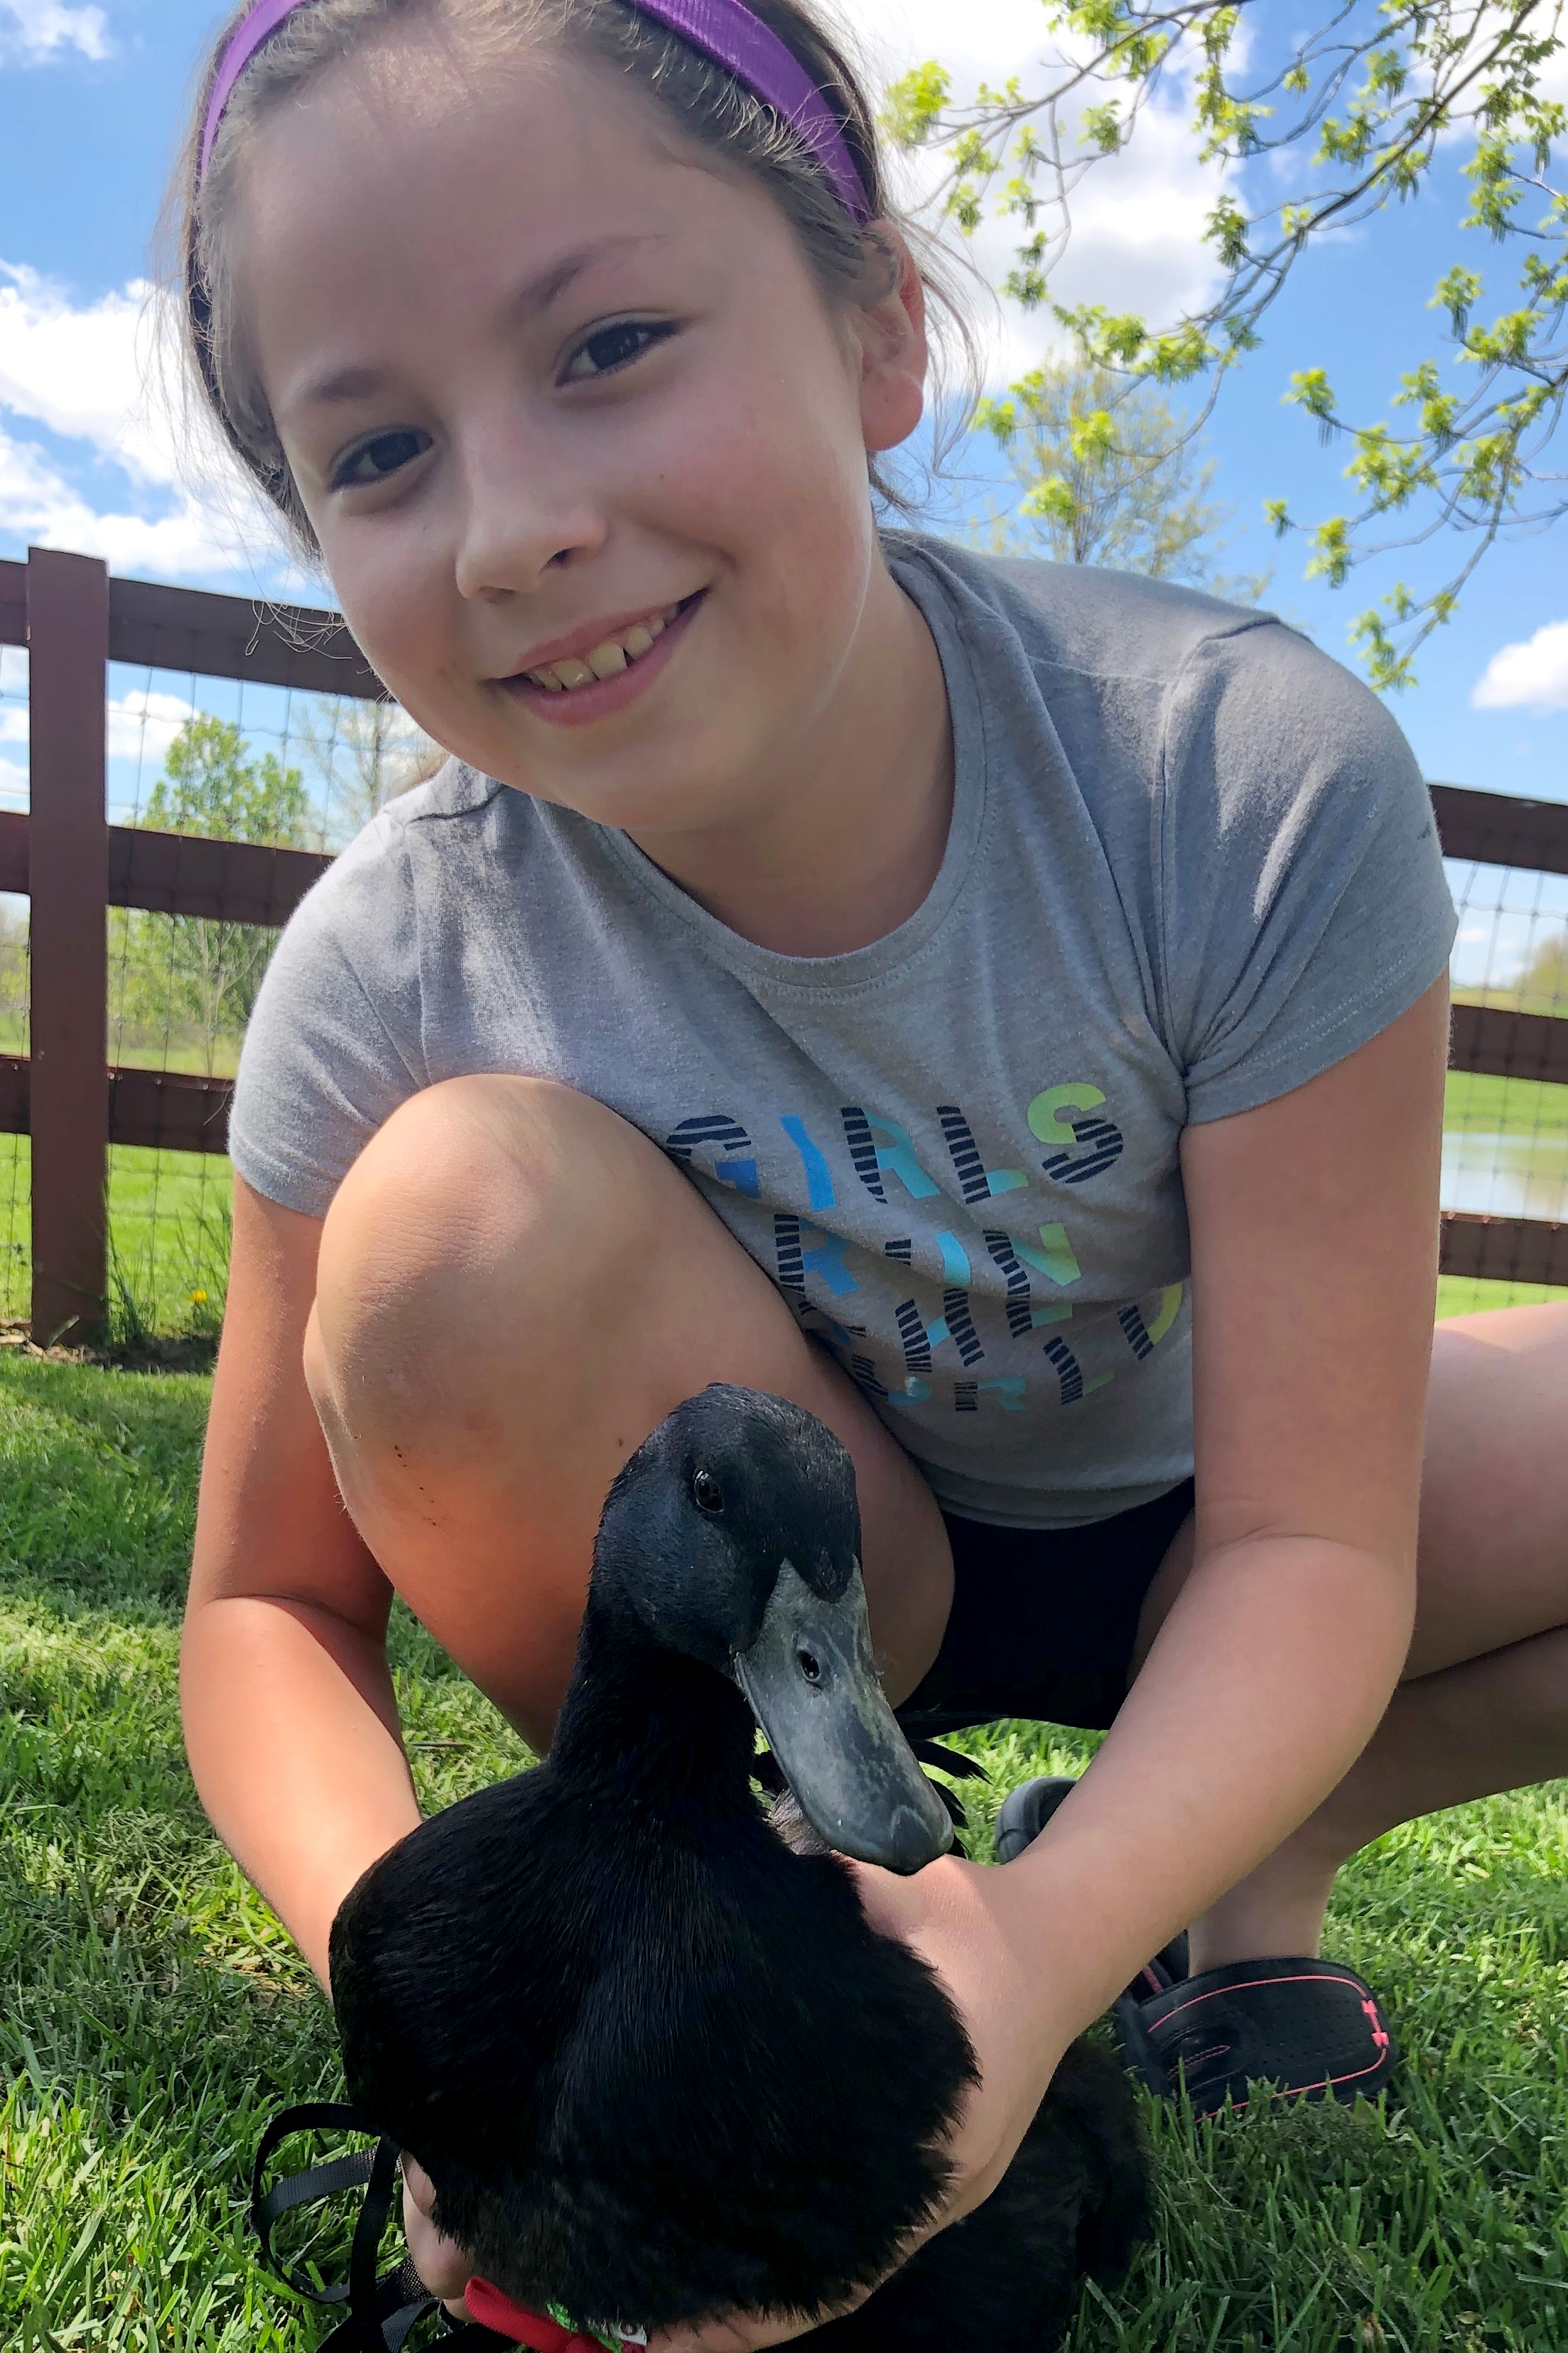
[171,0,975,558]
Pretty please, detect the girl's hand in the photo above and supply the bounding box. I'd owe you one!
[648,1850,1074,2353]
[401,2153,477,2318]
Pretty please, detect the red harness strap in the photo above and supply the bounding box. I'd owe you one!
[465,2277,615,2353]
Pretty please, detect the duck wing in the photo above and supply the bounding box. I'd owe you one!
[439,1817,974,2334]
[330,1763,606,2167]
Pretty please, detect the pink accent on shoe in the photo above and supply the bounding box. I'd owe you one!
[1221,2043,1391,2115]
[1361,1996,1391,2050]
[1155,1969,1352,2026]
[1154,1970,1395,2116]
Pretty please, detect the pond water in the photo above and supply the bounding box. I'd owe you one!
[1442,1130,1568,1223]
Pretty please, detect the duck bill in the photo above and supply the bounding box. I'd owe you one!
[734,1559,952,1876]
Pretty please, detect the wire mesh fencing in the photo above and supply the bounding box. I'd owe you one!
[1432,787,1568,1313]
[0,641,28,1322]
[1446,860,1568,1208]
[101,663,436,1346]
[2,551,1566,1351]
[82,755,1568,1338]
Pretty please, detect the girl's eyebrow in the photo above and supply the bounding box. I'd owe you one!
[505,232,670,331]
[290,232,671,414]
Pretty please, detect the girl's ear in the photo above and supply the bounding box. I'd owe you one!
[855,229,928,457]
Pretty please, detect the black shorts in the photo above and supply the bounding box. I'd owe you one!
[896,1478,1195,1736]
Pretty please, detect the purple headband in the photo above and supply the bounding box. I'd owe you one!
[199,0,872,217]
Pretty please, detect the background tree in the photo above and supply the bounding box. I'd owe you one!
[977,357,1269,596]
[0,902,28,1054]
[1505,924,1568,1012]
[294,696,440,849]
[111,715,310,1074]
[885,1,1566,686]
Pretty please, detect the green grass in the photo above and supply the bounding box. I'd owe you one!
[0,1138,232,1336]
[1444,1069,1568,1137]
[0,1016,242,1083]
[1437,1067,1567,1316]
[1437,1277,1567,1316]
[1,1352,1565,2349]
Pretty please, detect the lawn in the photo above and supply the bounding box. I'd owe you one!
[1444,1071,1568,1138]
[0,1140,231,1336]
[0,1352,1564,2352]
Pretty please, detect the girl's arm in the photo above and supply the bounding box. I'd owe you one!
[1019,969,1449,1995]
[899,977,1448,2178]
[659,976,1449,2353]
[181,1176,421,1987]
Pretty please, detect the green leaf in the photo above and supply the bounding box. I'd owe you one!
[878,59,951,149]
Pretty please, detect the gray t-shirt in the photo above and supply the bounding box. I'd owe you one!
[230,537,1456,1527]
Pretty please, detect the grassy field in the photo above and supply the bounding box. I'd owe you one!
[0,1352,1564,2352]
[1444,1069,1568,1136]
[0,1139,231,1336]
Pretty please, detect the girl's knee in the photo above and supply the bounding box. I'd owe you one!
[308,1076,686,1443]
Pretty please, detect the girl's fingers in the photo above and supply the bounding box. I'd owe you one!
[399,2154,475,2309]
[649,2311,836,2353]
[649,2260,909,2353]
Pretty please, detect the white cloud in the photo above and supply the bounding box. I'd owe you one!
[0,416,278,576]
[1472,620,1568,713]
[0,264,288,583]
[0,677,195,821]
[0,678,193,779]
[0,266,171,485]
[0,0,109,64]
[107,686,194,766]
[836,0,1231,385]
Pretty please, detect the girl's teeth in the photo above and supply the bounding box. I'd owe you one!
[524,600,689,693]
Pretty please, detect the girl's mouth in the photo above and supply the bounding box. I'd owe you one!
[495,591,705,727]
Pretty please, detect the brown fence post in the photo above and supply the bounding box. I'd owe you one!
[27,547,109,1346]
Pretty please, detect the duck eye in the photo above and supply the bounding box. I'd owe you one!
[692,1467,724,1514]
[796,1648,821,1684]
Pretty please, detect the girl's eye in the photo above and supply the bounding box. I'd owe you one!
[561,319,676,384]
[330,428,432,492]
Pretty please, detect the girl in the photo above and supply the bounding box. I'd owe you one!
[176,0,1568,2336]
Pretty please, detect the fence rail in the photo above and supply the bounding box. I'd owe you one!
[3,543,1567,1340]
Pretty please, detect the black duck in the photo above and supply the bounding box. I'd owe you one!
[328,1384,1150,2350]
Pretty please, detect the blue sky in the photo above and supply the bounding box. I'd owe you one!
[1,0,1565,854]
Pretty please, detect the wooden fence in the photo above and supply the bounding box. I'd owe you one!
[2,542,1567,1341]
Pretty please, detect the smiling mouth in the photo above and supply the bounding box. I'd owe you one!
[517,593,702,694]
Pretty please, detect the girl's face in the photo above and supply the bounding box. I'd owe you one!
[240,34,928,837]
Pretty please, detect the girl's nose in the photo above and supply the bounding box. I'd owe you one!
[452,434,609,603]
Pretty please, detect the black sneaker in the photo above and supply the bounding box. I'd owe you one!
[1115,1956,1397,2118]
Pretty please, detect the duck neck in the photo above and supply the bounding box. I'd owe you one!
[550,1601,759,1814]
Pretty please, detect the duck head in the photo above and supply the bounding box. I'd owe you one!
[590,1385,952,1875]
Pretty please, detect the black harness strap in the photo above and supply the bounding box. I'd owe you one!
[251,2101,512,2351]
